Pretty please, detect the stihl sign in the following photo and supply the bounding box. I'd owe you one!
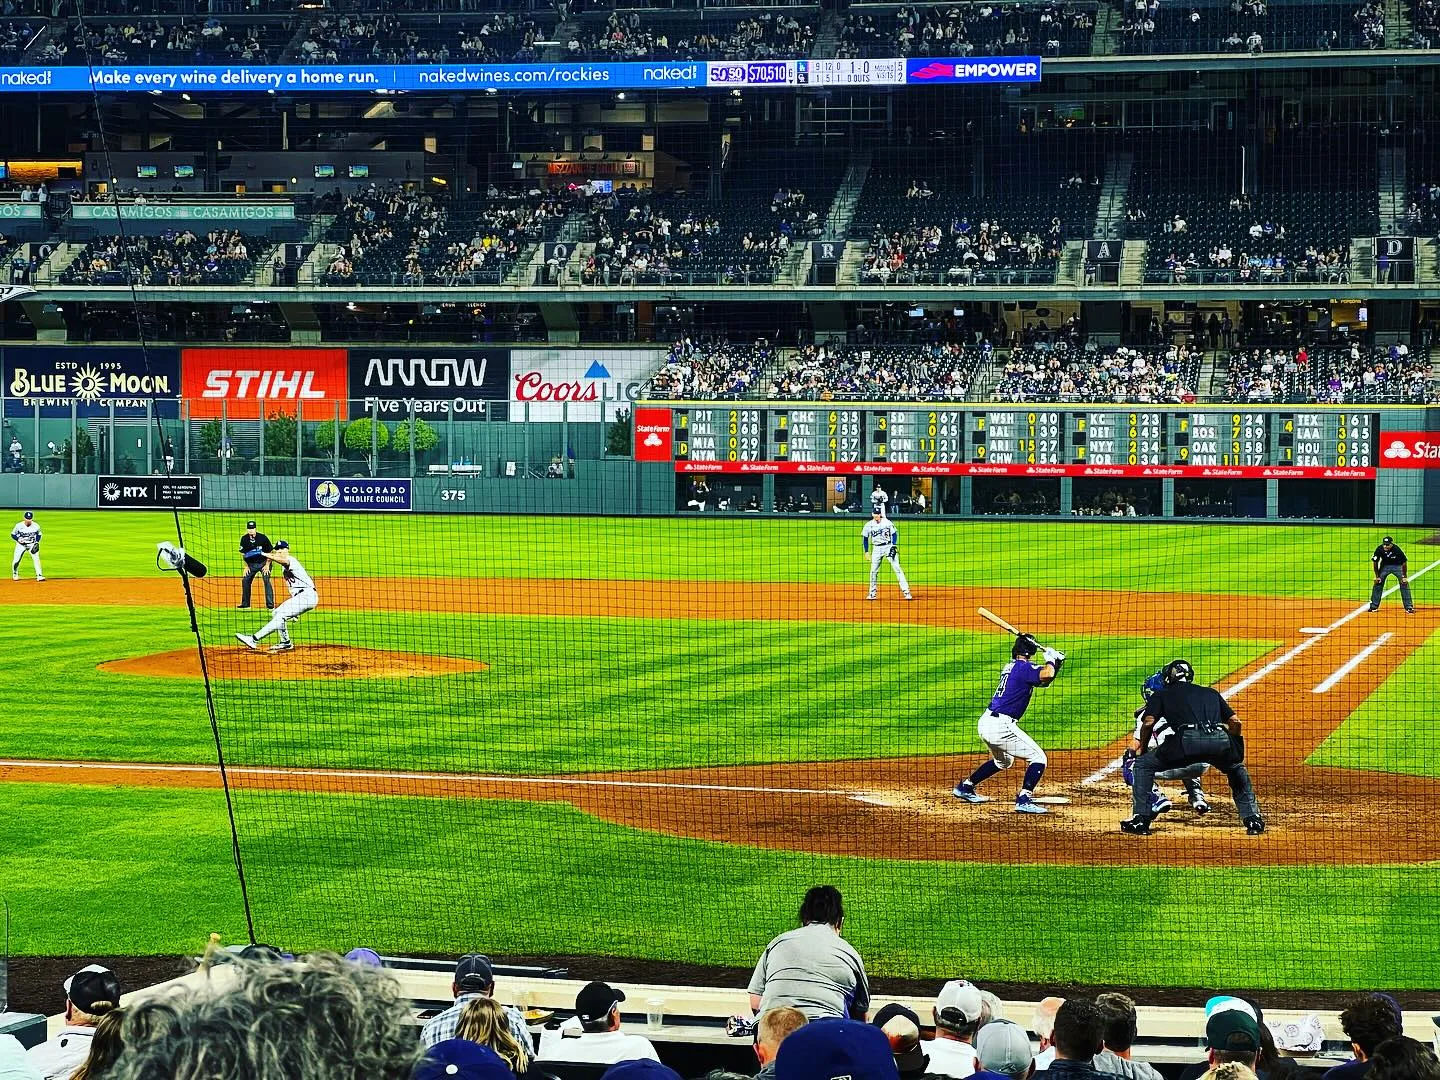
[182,349,349,419]
[1378,433,1440,467]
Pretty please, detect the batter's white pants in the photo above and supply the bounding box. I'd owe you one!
[255,590,318,642]
[11,542,41,579]
[868,551,911,597]
[977,709,1047,768]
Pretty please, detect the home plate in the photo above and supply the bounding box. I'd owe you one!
[1032,796,1072,805]
[850,794,895,806]
[1300,627,1329,635]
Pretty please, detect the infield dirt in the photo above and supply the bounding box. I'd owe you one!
[3,576,1433,868]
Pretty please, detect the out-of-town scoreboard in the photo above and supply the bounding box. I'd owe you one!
[665,407,1376,478]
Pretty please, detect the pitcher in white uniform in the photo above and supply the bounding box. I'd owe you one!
[235,540,318,654]
[860,506,912,600]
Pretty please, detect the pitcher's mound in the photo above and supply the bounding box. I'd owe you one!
[100,646,489,680]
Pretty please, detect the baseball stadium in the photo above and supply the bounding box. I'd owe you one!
[0,4,1439,1077]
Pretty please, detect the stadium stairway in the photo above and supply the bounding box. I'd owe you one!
[1418,237,1438,285]
[32,242,78,288]
[1379,146,1406,234]
[298,242,339,287]
[1093,152,1134,240]
[1199,351,1225,397]
[835,239,868,286]
[1349,236,1375,283]
[1091,0,1122,55]
[1385,0,1411,47]
[810,8,842,59]
[1057,240,1085,286]
[1120,240,1147,285]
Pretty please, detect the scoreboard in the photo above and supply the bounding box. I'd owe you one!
[670,407,1377,478]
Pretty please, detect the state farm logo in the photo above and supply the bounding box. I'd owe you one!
[633,407,673,462]
[1378,433,1440,467]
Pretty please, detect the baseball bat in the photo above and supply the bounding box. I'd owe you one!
[977,607,1022,636]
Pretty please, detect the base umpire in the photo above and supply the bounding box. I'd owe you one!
[1121,660,1265,836]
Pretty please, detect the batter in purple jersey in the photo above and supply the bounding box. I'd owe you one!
[953,633,1065,814]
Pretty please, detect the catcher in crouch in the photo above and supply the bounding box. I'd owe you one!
[1121,659,1265,836]
[953,632,1066,815]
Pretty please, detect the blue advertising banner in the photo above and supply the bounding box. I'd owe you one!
[0,57,1040,95]
[3,345,180,417]
[309,477,413,512]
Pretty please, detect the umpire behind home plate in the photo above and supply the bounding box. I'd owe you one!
[1120,660,1265,837]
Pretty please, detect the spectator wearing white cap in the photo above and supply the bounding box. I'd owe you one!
[926,980,986,1077]
[537,981,658,1065]
[27,965,121,1080]
[975,1019,1036,1079]
[1033,998,1064,1071]
[1265,1015,1325,1060]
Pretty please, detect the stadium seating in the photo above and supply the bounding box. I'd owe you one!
[581,171,835,287]
[1310,344,1434,403]
[294,11,546,64]
[1115,0,1367,55]
[58,229,266,286]
[0,20,40,60]
[1414,0,1440,45]
[64,17,290,64]
[323,187,570,287]
[645,338,777,399]
[566,9,816,61]
[992,343,1202,403]
[849,161,1099,287]
[766,342,985,400]
[835,2,1097,59]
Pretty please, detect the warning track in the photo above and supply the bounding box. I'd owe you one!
[3,576,1435,867]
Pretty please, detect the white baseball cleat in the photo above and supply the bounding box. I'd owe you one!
[34,576,45,582]
[235,633,260,651]
[269,641,294,653]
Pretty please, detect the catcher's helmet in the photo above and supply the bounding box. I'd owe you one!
[1141,670,1166,700]
[1163,659,1195,685]
[1012,633,1041,659]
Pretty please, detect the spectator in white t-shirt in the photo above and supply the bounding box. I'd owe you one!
[0,1035,41,1080]
[1033,998,1065,1072]
[537,982,659,1065]
[27,966,120,1080]
[926,980,987,1077]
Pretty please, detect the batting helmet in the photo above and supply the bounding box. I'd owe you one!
[1012,634,1040,659]
[1163,659,1195,685]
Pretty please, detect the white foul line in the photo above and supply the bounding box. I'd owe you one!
[0,758,858,798]
[1312,632,1392,694]
[1314,557,1439,635]
[1084,555,1435,786]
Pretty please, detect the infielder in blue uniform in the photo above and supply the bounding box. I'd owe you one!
[953,633,1065,814]
[1122,668,1210,817]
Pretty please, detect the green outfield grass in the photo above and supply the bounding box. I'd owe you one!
[7,510,1436,989]
[0,602,1271,771]
[21,511,1438,600]
[1,782,1436,989]
[1309,629,1440,780]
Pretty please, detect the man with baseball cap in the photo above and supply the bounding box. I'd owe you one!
[237,518,274,610]
[927,980,986,1077]
[1195,1007,1263,1076]
[775,1017,899,1080]
[537,981,659,1064]
[27,965,121,1080]
[975,1019,1036,1079]
[421,955,530,1052]
[1369,535,1415,614]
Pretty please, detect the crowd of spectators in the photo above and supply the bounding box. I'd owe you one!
[568,10,813,62]
[1416,0,1440,45]
[60,228,261,286]
[65,16,276,63]
[298,12,542,64]
[861,209,1060,286]
[1225,343,1434,403]
[5,886,1439,1080]
[835,2,1095,59]
[993,343,1201,403]
[0,19,38,58]
[764,342,983,399]
[1073,485,1155,516]
[644,337,776,399]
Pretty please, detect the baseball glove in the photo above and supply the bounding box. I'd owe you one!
[1121,748,1137,785]
[27,542,39,554]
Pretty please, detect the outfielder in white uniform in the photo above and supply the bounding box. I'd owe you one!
[861,507,911,600]
[235,541,317,654]
[11,511,43,581]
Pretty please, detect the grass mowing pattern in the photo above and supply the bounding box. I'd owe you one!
[2,782,1437,990]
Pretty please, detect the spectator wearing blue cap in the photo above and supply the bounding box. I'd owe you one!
[776,1018,899,1080]
[601,1062,683,1080]
[422,956,530,1054]
[413,1040,512,1080]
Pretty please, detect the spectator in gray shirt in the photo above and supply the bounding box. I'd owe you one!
[748,886,870,1021]
[1093,994,1163,1080]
